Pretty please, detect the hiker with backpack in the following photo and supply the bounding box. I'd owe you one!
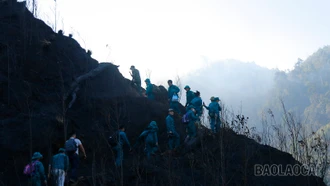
[167,80,181,114]
[65,132,87,183]
[184,105,199,145]
[166,109,180,153]
[24,152,47,186]
[134,121,159,159]
[130,65,142,95]
[109,125,132,167]
[184,85,195,111]
[144,78,155,100]
[48,148,69,186]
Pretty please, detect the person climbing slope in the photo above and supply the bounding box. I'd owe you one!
[203,97,222,133]
[184,85,195,110]
[28,152,47,186]
[64,132,87,183]
[112,125,132,167]
[48,148,69,186]
[190,91,203,130]
[184,105,199,146]
[134,121,159,159]
[203,96,216,133]
[167,80,181,114]
[130,65,142,95]
[144,78,155,100]
[214,97,222,131]
[166,109,180,153]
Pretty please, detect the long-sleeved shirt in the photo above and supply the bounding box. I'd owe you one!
[166,115,176,133]
[134,121,158,147]
[205,102,222,115]
[32,160,46,181]
[185,90,195,106]
[145,83,154,99]
[50,153,69,171]
[187,110,199,122]
[168,85,180,99]
[132,69,141,83]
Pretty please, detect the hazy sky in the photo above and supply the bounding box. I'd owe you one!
[27,0,330,84]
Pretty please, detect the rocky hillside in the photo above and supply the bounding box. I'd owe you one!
[0,1,326,186]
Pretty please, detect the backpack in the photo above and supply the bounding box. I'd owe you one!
[65,138,77,154]
[23,161,37,176]
[108,131,119,147]
[172,93,179,102]
[182,113,190,124]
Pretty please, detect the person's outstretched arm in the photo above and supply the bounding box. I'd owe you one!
[133,131,147,148]
[79,144,87,159]
[203,102,209,109]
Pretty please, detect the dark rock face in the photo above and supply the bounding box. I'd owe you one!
[0,1,326,186]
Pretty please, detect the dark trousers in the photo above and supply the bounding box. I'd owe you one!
[168,131,180,150]
[68,153,79,181]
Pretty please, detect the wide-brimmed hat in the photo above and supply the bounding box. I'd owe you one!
[31,152,43,160]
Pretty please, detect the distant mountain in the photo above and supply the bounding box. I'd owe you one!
[182,59,276,129]
[265,46,330,131]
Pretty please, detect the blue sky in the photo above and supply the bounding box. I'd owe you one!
[24,0,330,84]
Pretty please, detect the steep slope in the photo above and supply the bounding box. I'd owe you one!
[0,1,326,186]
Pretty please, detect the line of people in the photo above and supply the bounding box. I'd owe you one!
[26,65,223,186]
[110,121,159,168]
[25,132,87,186]
[110,65,223,165]
[130,65,222,134]
[111,95,222,168]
